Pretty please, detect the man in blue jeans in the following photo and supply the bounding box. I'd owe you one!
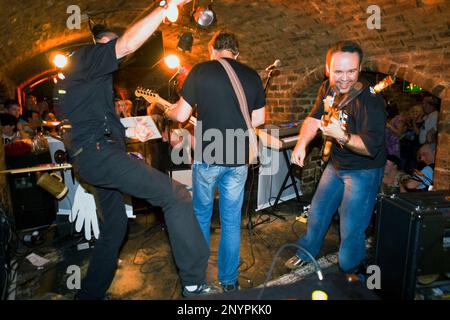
[166,31,266,292]
[285,41,386,274]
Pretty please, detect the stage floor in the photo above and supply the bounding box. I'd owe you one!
[9,198,350,300]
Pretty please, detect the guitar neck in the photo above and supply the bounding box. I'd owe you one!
[140,94,197,127]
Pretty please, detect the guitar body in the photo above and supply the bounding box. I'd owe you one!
[321,96,340,163]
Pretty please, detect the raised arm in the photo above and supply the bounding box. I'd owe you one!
[115,0,191,59]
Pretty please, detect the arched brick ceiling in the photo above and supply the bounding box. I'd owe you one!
[1,0,449,93]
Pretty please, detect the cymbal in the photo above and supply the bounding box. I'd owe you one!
[41,120,61,127]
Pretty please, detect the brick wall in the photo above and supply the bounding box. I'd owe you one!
[0,0,448,193]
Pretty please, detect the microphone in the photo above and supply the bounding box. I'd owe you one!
[265,59,282,71]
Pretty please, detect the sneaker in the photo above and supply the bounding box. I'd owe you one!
[182,283,222,297]
[284,255,307,270]
[220,281,240,293]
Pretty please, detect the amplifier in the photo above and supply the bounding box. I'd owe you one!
[374,191,450,299]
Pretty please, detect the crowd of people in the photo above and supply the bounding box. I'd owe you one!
[382,95,439,194]
[0,96,61,146]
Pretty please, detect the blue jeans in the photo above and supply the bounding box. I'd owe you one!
[192,163,248,285]
[296,163,384,272]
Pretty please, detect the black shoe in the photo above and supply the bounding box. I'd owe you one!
[284,255,307,270]
[221,281,240,293]
[182,283,222,297]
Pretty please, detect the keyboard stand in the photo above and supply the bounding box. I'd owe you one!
[271,147,302,213]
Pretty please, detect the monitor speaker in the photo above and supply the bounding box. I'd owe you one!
[374,191,450,299]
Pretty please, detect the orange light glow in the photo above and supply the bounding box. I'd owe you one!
[52,54,68,68]
[164,54,180,69]
[165,4,179,23]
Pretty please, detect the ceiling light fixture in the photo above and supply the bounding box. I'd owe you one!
[177,32,194,52]
[193,0,216,28]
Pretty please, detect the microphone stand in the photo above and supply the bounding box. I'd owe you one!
[168,69,180,102]
[264,69,276,94]
[166,69,180,179]
[244,67,279,241]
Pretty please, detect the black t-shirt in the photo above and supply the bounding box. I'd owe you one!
[60,39,124,151]
[181,58,266,165]
[309,79,387,170]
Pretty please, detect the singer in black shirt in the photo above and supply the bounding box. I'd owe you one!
[60,0,215,300]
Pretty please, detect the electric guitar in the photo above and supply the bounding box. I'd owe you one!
[135,87,196,150]
[134,87,197,127]
[321,75,395,162]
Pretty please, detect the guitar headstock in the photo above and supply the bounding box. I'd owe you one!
[373,75,395,93]
[135,87,159,99]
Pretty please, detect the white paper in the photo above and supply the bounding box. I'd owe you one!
[120,116,162,141]
[26,253,50,268]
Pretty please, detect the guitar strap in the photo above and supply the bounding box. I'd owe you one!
[332,77,370,111]
[217,58,259,164]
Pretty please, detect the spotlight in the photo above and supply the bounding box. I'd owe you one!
[52,53,68,68]
[164,54,180,69]
[166,3,179,23]
[177,32,194,52]
[193,2,216,28]
[57,73,65,80]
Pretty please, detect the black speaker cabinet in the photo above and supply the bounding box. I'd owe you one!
[6,152,56,230]
[375,191,450,299]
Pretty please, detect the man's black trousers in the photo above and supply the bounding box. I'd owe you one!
[71,137,209,299]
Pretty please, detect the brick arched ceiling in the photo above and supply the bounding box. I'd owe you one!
[2,0,449,93]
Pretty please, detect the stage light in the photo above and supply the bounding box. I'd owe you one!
[193,2,216,28]
[52,53,68,68]
[177,32,194,52]
[57,73,65,80]
[166,3,179,23]
[164,54,180,69]
[311,290,328,300]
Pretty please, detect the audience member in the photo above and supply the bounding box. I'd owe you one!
[381,155,409,195]
[1,113,20,144]
[385,103,404,158]
[402,143,435,191]
[414,96,439,145]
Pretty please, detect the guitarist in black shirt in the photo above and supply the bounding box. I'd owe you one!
[285,41,386,275]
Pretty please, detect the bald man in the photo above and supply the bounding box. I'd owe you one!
[403,143,435,191]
